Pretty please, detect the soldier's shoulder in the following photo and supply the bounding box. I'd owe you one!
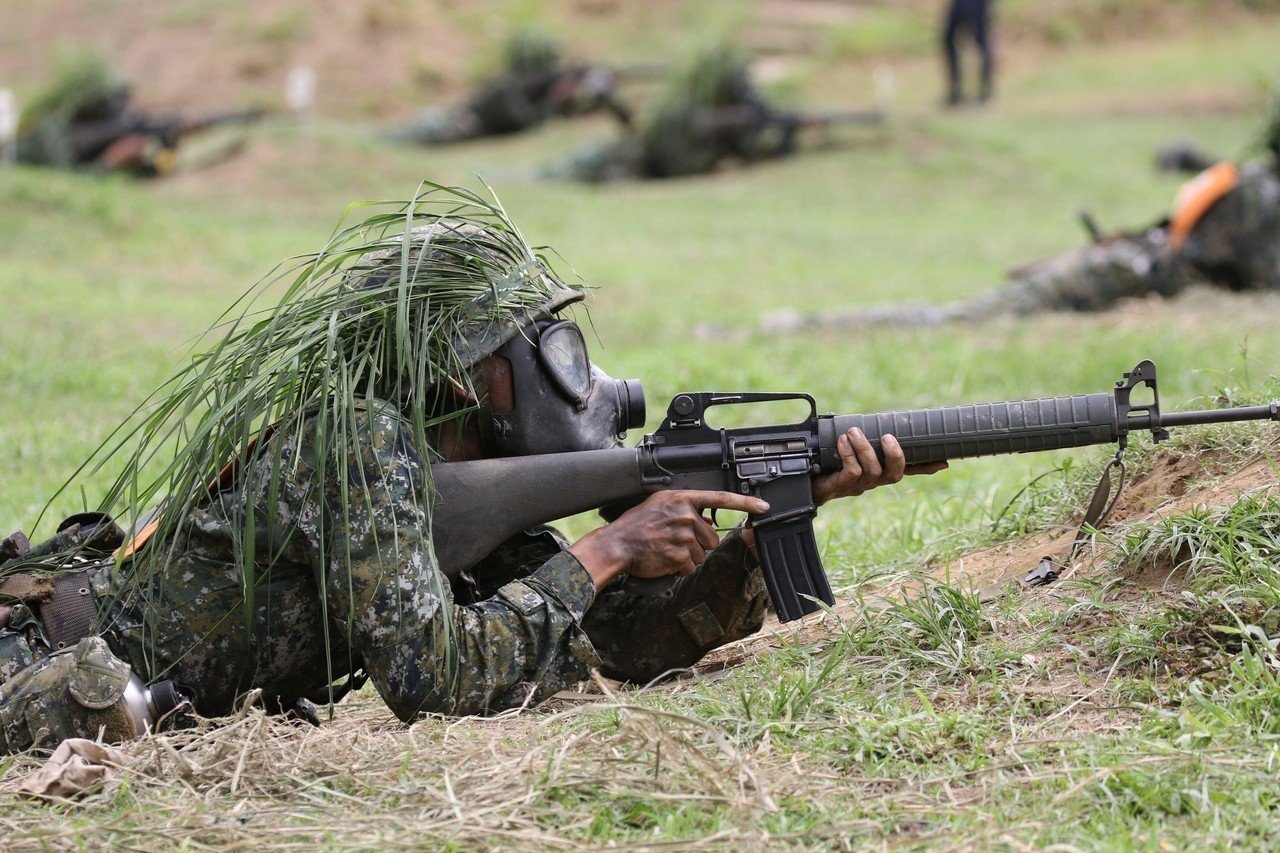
[283,398,407,446]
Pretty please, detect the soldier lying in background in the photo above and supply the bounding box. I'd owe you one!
[764,106,1280,333]
[386,32,643,145]
[549,45,882,183]
[16,57,262,178]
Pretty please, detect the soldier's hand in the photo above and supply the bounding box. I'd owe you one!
[811,428,947,506]
[569,491,770,588]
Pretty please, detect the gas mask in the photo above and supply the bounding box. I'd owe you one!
[479,318,645,456]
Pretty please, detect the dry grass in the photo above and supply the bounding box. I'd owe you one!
[5,430,1280,847]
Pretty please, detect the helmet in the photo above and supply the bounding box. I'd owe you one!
[20,54,129,131]
[343,221,642,457]
[343,220,585,377]
[503,31,563,75]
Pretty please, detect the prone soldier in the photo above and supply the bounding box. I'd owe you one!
[764,104,1280,334]
[386,32,641,146]
[0,185,939,753]
[16,57,262,178]
[550,46,882,183]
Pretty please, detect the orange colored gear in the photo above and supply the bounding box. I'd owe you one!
[1169,161,1239,250]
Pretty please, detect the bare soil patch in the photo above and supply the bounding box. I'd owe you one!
[942,448,1280,593]
[695,443,1280,673]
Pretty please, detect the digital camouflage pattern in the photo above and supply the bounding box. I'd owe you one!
[94,400,600,720]
[0,399,766,751]
[0,637,135,753]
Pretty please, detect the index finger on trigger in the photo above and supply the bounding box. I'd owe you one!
[681,490,771,515]
[692,513,721,552]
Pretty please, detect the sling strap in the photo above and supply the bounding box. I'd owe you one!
[1025,449,1127,587]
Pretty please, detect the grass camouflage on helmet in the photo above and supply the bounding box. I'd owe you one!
[40,182,586,677]
[18,54,128,132]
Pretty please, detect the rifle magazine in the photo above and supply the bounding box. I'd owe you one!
[754,516,833,622]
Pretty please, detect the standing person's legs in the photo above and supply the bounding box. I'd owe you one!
[942,3,964,105]
[973,2,994,101]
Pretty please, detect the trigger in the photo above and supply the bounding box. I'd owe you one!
[709,508,720,529]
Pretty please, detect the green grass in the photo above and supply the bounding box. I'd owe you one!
[4,9,1280,848]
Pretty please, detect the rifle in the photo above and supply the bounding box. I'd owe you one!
[66,109,264,163]
[93,108,266,174]
[690,105,884,139]
[432,360,1280,622]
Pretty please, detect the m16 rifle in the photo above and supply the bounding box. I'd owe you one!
[92,108,266,174]
[432,360,1280,623]
[689,105,884,141]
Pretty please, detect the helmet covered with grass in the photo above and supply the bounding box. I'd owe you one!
[343,220,584,383]
[20,54,129,130]
[80,183,587,536]
[675,44,754,108]
[503,31,564,76]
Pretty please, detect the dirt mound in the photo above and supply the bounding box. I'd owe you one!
[690,443,1280,675]
[942,446,1280,594]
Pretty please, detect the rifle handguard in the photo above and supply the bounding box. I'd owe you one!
[821,393,1118,469]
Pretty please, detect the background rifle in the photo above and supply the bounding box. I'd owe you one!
[432,360,1280,623]
[690,104,885,139]
[72,108,265,168]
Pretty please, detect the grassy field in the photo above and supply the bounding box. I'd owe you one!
[4,5,1280,847]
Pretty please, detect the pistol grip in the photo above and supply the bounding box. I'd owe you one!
[753,514,833,622]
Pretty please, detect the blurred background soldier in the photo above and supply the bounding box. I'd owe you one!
[942,0,995,106]
[387,32,640,145]
[16,56,263,177]
[763,97,1280,334]
[552,45,881,182]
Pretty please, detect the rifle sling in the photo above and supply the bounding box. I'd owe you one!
[1025,450,1127,588]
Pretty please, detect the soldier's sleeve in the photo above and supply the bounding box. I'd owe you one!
[582,527,768,684]
[295,404,600,720]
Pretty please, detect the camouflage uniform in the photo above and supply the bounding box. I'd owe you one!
[17,86,133,169]
[0,400,766,751]
[553,98,800,184]
[1177,159,1280,292]
[957,227,1183,320]
[388,76,554,145]
[551,47,792,183]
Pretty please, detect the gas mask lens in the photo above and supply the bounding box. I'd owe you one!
[537,320,593,407]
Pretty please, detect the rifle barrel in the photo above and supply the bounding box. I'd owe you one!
[823,397,1280,469]
[1150,403,1280,429]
